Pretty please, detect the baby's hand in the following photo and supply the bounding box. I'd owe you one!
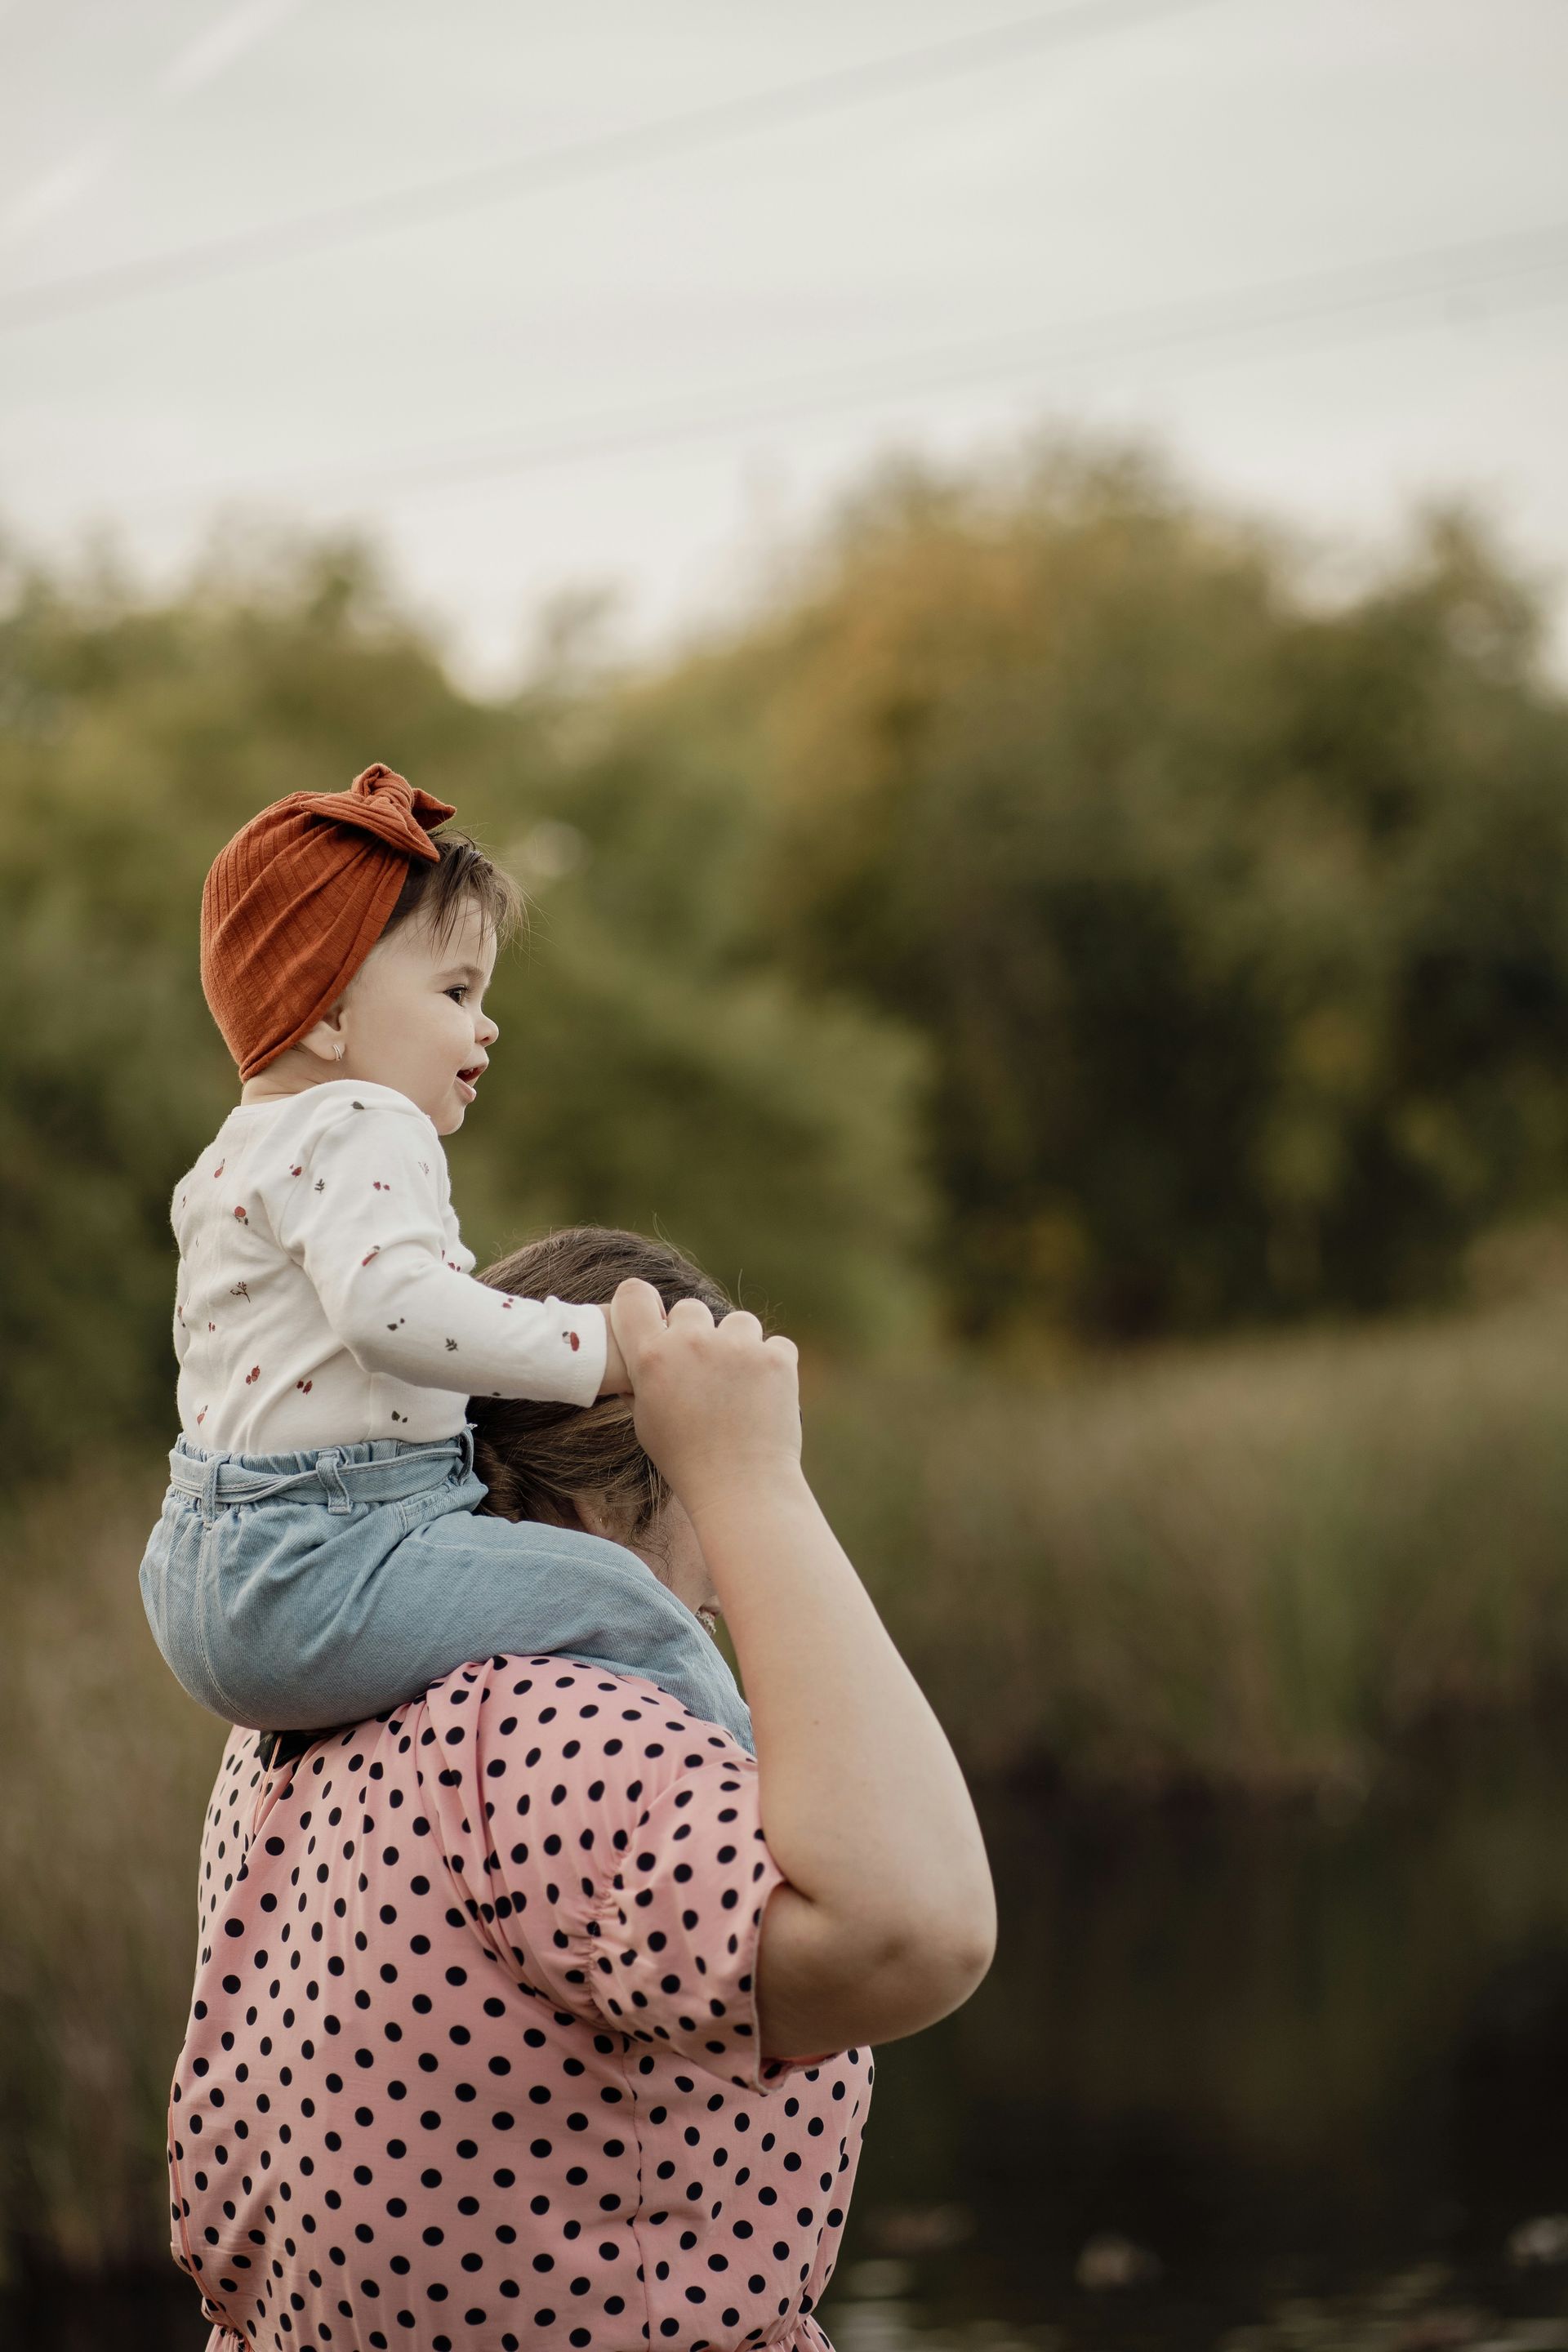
[599,1322,632,1398]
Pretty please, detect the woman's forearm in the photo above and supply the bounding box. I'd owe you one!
[688,1466,996,2008]
[605,1281,996,2051]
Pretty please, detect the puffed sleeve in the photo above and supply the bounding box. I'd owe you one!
[433,1663,817,2088]
[276,1095,605,1404]
[570,1752,787,2089]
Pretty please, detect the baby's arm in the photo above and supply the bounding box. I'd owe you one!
[278,1100,621,1405]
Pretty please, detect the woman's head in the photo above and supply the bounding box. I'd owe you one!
[470,1226,733,1610]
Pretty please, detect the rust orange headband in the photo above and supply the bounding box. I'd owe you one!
[200,762,457,1080]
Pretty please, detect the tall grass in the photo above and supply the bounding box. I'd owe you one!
[0,1460,222,2278]
[7,1294,1568,2268]
[804,1292,1568,1793]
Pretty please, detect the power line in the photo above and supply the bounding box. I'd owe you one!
[135,212,1568,518]
[0,0,1227,334]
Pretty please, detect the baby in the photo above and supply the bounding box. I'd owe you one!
[138,763,751,1753]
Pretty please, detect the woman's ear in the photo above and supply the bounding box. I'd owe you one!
[567,1492,619,1542]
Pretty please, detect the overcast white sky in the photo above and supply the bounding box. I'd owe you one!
[2,0,1567,684]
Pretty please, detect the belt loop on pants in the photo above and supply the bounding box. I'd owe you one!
[457,1423,475,1480]
[200,1450,229,1526]
[315,1448,353,1514]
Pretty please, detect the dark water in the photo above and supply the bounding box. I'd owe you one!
[14,1725,1568,2350]
[817,1721,1568,2350]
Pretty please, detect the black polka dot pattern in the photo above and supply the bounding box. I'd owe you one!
[167,1659,871,2351]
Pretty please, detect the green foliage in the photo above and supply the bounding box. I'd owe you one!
[457,910,928,1344]
[0,531,930,1463]
[596,441,1568,1336]
[7,426,1568,1441]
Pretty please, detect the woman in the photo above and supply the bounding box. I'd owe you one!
[168,1228,996,2352]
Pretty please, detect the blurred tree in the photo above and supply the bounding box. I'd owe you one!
[580,441,1568,1338]
[8,430,1568,1445]
[0,531,929,1465]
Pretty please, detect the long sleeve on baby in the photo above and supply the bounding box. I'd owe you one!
[278,1098,606,1405]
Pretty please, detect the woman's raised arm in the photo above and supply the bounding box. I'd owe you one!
[608,1281,997,2060]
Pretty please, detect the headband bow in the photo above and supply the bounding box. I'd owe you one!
[288,761,455,863]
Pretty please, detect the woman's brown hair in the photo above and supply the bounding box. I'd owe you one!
[469,1226,733,1542]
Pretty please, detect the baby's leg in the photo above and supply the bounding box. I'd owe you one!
[144,1488,749,1750]
[325,1508,754,1751]
[141,1436,752,1754]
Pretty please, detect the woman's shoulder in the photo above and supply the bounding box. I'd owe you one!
[223,1656,755,1902]
[409,1654,762,1931]
[230,1655,748,1845]
[417,1654,749,1805]
[411,1658,780,2082]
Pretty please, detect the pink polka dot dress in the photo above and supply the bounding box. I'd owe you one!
[169,1659,872,2352]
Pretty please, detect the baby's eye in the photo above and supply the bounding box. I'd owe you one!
[445,985,469,1004]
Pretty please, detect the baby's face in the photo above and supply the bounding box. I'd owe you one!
[341,896,500,1135]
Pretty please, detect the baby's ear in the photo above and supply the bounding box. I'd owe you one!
[296,1009,347,1066]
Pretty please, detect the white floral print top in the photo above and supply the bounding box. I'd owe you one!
[172,1080,605,1452]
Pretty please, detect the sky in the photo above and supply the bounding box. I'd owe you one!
[2,0,1567,687]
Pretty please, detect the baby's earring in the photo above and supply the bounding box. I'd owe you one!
[333,1043,345,1062]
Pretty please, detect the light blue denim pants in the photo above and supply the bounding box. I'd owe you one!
[139,1427,754,1753]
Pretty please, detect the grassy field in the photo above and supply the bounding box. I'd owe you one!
[0,1459,220,2279]
[808,1290,1568,1794]
[6,1291,1568,2270]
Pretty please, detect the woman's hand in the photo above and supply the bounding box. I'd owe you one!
[607,1278,801,1524]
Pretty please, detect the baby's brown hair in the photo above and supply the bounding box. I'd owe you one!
[381,831,526,956]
